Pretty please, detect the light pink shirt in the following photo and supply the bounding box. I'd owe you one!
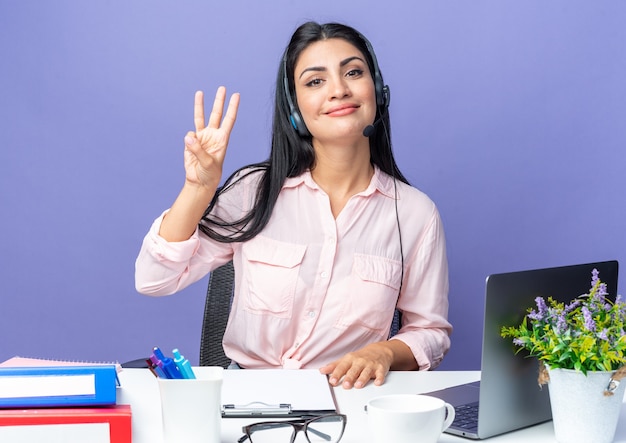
[135,167,451,370]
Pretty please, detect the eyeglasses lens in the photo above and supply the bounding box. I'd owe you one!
[247,422,295,443]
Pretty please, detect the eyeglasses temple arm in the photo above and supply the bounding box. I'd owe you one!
[307,426,332,441]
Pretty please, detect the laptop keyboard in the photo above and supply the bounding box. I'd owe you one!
[452,401,479,430]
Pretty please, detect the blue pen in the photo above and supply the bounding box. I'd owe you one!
[172,348,196,379]
[153,347,183,379]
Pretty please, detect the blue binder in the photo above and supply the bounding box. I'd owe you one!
[0,365,119,408]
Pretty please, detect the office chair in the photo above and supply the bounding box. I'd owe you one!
[389,309,401,339]
[199,260,235,368]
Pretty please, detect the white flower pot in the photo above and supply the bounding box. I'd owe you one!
[546,366,626,443]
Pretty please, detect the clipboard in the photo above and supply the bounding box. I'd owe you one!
[221,369,337,418]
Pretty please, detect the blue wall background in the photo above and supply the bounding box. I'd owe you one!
[1,1,624,370]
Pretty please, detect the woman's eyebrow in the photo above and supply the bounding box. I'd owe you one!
[298,56,366,79]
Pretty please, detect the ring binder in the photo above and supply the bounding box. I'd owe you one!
[222,402,292,417]
[0,365,118,408]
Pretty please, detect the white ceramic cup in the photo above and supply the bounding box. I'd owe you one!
[157,366,223,443]
[365,394,455,443]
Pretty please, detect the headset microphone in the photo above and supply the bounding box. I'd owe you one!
[363,118,380,137]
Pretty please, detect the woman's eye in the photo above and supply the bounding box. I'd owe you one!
[305,78,323,87]
[346,68,364,78]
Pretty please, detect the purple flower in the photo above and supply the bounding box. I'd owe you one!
[555,313,568,334]
[591,268,600,287]
[565,299,581,313]
[529,297,548,321]
[582,306,596,332]
[617,296,626,316]
[598,329,609,341]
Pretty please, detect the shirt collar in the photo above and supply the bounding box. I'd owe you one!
[283,165,398,199]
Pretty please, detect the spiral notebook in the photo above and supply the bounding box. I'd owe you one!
[0,356,121,371]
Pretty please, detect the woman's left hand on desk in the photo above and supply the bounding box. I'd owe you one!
[319,342,394,389]
[320,340,419,389]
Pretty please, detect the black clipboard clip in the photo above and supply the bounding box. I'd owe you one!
[222,401,293,417]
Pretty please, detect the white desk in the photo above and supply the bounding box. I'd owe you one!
[117,368,626,443]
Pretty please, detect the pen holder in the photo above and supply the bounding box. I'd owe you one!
[157,366,223,443]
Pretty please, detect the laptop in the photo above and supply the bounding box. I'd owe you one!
[426,260,619,439]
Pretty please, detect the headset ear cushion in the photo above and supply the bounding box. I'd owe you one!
[290,110,310,137]
[381,85,390,108]
[290,114,298,131]
[375,78,385,106]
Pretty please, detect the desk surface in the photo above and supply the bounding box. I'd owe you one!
[117,368,626,443]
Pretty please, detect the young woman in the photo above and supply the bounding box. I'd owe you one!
[135,21,451,389]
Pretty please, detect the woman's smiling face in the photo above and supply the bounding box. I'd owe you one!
[293,38,377,142]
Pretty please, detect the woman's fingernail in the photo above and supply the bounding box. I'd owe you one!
[185,135,194,145]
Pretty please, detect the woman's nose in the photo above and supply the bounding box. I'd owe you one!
[328,76,350,100]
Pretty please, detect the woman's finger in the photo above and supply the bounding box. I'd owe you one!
[207,86,227,129]
[352,366,375,389]
[220,92,240,134]
[373,366,387,386]
[194,91,205,132]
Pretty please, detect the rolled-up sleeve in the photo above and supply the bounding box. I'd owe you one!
[134,211,231,296]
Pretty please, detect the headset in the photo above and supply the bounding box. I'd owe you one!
[282,32,390,137]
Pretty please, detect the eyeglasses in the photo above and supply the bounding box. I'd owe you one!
[238,414,347,443]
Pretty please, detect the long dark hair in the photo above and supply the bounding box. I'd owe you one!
[199,21,409,242]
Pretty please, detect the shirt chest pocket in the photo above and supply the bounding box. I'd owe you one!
[337,253,402,336]
[241,237,307,318]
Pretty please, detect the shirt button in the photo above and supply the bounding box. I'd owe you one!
[308,311,316,318]
[321,271,328,279]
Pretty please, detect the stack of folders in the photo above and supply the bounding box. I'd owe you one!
[0,356,131,443]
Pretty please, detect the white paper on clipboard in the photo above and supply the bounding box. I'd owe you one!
[221,369,337,417]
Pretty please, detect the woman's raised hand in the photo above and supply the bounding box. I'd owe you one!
[183,87,240,190]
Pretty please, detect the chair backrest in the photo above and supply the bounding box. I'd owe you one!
[389,309,402,339]
[198,260,402,368]
[199,261,235,368]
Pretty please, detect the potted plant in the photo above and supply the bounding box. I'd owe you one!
[501,268,626,443]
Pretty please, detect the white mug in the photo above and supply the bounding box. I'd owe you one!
[365,394,455,443]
